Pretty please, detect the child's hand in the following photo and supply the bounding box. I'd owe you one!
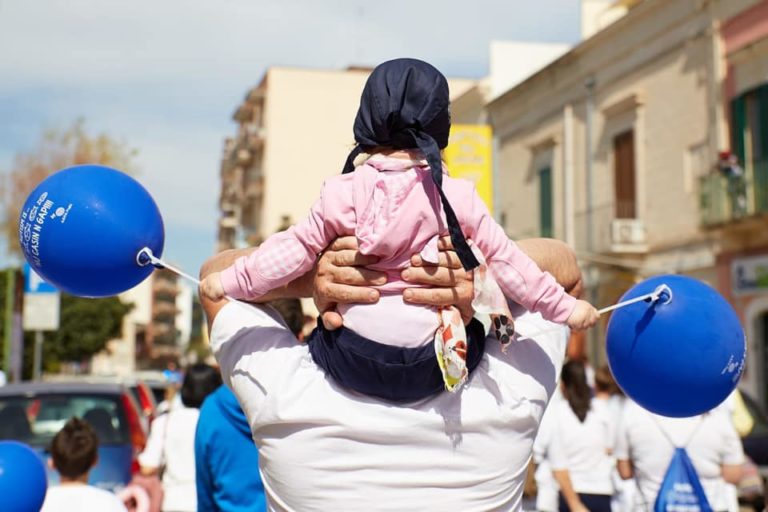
[566,300,599,331]
[200,272,226,301]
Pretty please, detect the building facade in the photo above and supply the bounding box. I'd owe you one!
[712,0,768,405]
[487,0,768,403]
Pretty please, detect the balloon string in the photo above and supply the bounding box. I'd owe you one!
[597,284,672,315]
[137,248,257,311]
[598,291,658,315]
[146,253,201,286]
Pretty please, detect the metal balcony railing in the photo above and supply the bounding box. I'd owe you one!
[700,159,768,226]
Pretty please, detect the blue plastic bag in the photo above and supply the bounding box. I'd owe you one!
[654,447,712,512]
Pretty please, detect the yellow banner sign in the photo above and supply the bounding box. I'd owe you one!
[444,124,494,212]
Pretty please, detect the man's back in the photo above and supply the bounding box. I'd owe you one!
[210,302,568,511]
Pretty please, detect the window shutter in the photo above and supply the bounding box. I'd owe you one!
[539,166,553,238]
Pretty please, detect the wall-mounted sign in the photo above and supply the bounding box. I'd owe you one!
[732,254,768,296]
[444,124,494,212]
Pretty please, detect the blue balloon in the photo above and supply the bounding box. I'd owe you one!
[18,165,164,297]
[606,275,746,417]
[0,441,48,512]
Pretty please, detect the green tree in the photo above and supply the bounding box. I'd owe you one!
[1,118,138,254]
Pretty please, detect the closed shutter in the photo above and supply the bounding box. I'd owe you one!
[756,85,768,212]
[614,130,636,219]
[539,166,553,238]
[731,94,746,165]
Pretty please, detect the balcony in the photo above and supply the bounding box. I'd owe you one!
[152,279,177,295]
[699,160,768,227]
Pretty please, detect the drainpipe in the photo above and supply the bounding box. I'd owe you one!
[584,76,599,364]
[563,104,575,247]
[585,76,596,254]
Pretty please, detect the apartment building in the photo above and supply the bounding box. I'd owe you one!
[217,66,474,250]
[486,0,768,402]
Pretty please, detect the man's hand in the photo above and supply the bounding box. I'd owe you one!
[401,237,474,325]
[313,237,386,330]
[314,236,474,329]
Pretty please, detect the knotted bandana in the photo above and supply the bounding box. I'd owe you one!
[342,58,480,271]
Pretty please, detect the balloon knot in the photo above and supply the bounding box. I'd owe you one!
[136,247,153,267]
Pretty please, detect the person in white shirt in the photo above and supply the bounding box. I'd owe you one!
[549,360,614,512]
[200,236,583,511]
[138,363,221,512]
[41,417,127,512]
[615,399,744,511]
[532,387,564,512]
[593,364,634,512]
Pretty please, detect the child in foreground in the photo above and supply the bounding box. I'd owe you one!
[201,58,599,399]
[41,417,128,512]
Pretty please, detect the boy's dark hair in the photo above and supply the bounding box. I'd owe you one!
[180,363,222,408]
[268,298,304,337]
[51,417,98,479]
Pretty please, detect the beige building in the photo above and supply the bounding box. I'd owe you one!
[486,0,768,401]
[217,66,474,250]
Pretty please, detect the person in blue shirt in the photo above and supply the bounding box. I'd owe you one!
[195,298,304,512]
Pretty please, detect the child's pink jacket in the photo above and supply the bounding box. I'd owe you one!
[220,154,576,324]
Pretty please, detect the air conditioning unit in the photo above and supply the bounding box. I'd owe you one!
[610,218,647,249]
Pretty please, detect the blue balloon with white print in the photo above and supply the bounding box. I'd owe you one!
[606,274,745,417]
[18,164,164,297]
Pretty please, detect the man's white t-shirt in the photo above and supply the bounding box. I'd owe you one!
[138,405,199,512]
[41,484,127,512]
[548,398,614,496]
[615,400,744,511]
[211,302,569,512]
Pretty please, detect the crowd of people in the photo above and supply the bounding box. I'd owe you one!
[532,360,747,512]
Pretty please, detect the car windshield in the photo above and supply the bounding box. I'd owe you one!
[0,394,130,447]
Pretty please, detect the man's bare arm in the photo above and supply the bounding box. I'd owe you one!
[199,239,387,331]
[517,238,583,298]
[199,236,582,331]
[199,247,318,331]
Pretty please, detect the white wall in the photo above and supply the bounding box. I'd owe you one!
[489,40,571,100]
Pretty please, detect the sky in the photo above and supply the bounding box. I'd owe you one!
[0,0,580,280]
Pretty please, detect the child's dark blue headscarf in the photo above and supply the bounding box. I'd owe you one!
[342,58,480,271]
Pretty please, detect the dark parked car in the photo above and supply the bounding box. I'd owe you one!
[0,382,147,492]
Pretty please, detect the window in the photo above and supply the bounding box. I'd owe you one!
[732,85,768,212]
[538,166,553,238]
[613,130,636,218]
